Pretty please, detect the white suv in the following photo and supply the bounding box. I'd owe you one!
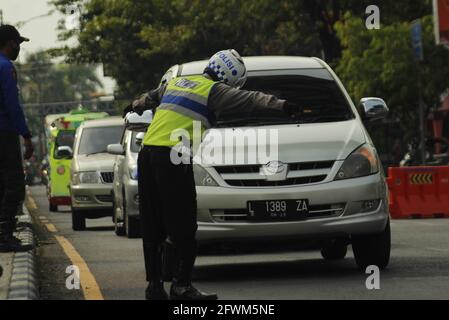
[158,56,391,270]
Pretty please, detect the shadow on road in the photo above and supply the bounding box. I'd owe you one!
[193,258,362,282]
[84,226,115,232]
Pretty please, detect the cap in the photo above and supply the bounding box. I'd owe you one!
[0,24,30,43]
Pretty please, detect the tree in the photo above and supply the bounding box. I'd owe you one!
[335,14,449,142]
[51,0,433,97]
[50,0,325,96]
[19,51,103,103]
[18,50,103,136]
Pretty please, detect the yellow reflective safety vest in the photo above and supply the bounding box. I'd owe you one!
[143,75,217,147]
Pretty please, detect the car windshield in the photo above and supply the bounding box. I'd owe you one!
[215,69,354,127]
[54,130,75,159]
[78,126,124,155]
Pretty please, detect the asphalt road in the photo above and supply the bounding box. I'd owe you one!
[29,185,449,300]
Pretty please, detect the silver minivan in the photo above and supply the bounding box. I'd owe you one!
[127,56,391,270]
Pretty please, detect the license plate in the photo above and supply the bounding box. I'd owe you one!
[247,199,309,221]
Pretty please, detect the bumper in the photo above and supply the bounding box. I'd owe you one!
[49,196,71,206]
[195,173,389,242]
[70,183,113,211]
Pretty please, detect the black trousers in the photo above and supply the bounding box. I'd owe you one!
[138,146,198,283]
[0,132,25,236]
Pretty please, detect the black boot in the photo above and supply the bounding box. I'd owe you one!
[170,257,217,300]
[0,235,32,253]
[143,244,168,300]
[170,281,218,300]
[146,281,168,300]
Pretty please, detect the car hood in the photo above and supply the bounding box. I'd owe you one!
[197,120,366,165]
[74,153,116,172]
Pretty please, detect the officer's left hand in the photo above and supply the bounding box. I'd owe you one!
[283,101,303,119]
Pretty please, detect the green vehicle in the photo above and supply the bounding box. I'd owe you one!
[44,109,109,212]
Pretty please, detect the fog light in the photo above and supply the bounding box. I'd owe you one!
[75,195,91,202]
[361,199,380,212]
[57,166,65,175]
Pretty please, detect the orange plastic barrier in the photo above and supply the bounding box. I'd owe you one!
[387,166,449,219]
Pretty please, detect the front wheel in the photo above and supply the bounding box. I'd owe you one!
[71,208,86,231]
[113,197,126,236]
[352,220,391,270]
[321,240,348,260]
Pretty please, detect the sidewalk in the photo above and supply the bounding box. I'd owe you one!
[0,204,38,300]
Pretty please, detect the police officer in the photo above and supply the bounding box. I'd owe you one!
[0,25,33,252]
[128,49,301,300]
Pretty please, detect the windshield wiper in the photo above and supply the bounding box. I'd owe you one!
[299,115,352,123]
[85,150,108,157]
[216,117,294,127]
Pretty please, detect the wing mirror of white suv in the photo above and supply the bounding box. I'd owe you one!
[107,144,125,156]
[359,97,389,122]
[135,132,145,146]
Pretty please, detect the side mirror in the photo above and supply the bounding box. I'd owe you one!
[135,132,145,146]
[125,110,153,132]
[56,146,73,159]
[359,97,389,122]
[107,144,125,156]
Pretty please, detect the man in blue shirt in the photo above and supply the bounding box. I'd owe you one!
[0,25,33,252]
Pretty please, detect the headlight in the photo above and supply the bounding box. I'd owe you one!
[72,171,101,184]
[335,144,379,180]
[129,166,138,180]
[193,164,218,186]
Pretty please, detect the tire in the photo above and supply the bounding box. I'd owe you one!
[71,208,86,231]
[126,213,141,239]
[352,220,391,270]
[49,202,58,212]
[113,201,126,236]
[115,219,126,236]
[321,240,348,260]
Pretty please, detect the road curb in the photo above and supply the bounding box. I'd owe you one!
[7,205,39,300]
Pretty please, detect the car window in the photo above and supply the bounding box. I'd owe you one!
[54,130,75,159]
[78,125,124,155]
[215,68,355,127]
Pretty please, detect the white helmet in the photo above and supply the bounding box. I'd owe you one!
[205,49,247,88]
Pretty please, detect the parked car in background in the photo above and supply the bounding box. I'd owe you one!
[108,110,153,238]
[70,117,125,230]
[44,109,109,212]
[108,130,145,238]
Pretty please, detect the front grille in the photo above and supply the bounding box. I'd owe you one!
[214,161,334,187]
[214,161,334,175]
[210,203,346,222]
[225,175,327,187]
[96,195,113,203]
[101,172,114,183]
